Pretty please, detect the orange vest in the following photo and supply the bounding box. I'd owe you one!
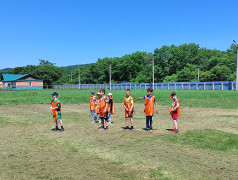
[123,96,133,110]
[144,96,155,116]
[170,99,180,116]
[107,97,115,114]
[95,99,100,114]
[99,96,108,117]
[51,100,61,112]
[89,95,96,110]
[124,96,134,116]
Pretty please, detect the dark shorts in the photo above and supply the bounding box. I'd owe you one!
[100,112,108,120]
[125,115,133,119]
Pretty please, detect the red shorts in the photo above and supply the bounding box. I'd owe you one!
[172,113,177,120]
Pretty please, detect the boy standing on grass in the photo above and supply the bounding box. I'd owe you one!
[169,92,180,133]
[135,88,158,131]
[123,89,134,130]
[107,93,115,124]
[98,89,109,131]
[49,92,64,132]
[89,91,96,117]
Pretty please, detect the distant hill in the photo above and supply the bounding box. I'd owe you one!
[61,63,94,72]
[0,68,12,72]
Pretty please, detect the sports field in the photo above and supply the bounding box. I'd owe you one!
[0,89,238,180]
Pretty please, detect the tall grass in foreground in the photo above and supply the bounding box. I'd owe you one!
[0,89,237,109]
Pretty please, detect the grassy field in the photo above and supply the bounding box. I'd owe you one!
[0,89,238,109]
[0,89,238,179]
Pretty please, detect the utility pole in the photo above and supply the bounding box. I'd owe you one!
[198,66,200,82]
[152,56,155,90]
[78,67,80,89]
[144,54,155,89]
[233,40,238,90]
[109,63,111,90]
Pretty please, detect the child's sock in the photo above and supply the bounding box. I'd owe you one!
[131,126,134,129]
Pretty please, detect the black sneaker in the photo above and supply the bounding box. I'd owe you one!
[149,127,153,131]
[98,126,104,130]
[51,128,59,131]
[105,127,109,131]
[58,128,64,132]
[124,126,130,130]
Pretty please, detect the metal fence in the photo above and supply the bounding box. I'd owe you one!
[44,81,237,90]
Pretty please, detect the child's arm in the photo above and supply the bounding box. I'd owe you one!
[155,101,158,113]
[123,104,129,111]
[173,102,180,111]
[104,99,108,113]
[134,97,143,102]
[130,102,134,112]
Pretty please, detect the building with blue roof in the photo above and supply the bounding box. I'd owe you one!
[1,74,43,90]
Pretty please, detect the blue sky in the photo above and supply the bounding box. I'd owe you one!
[0,0,237,69]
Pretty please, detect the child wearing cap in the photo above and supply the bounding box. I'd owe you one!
[89,92,96,117]
[107,93,115,124]
[98,89,109,131]
[49,92,64,132]
[135,88,158,131]
[123,89,134,130]
[170,92,180,133]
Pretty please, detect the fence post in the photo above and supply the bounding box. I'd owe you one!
[174,83,176,90]
[189,83,190,90]
[168,83,169,90]
[222,82,224,90]
[182,83,183,90]
[140,84,141,89]
[196,83,198,90]
[204,82,206,90]
[130,84,131,90]
[156,84,157,89]
[162,83,163,89]
[212,83,214,90]
[145,84,147,89]
[232,83,234,90]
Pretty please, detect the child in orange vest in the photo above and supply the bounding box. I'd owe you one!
[107,93,115,124]
[89,91,96,117]
[123,89,134,130]
[93,92,101,123]
[169,92,180,133]
[49,92,64,132]
[98,89,109,131]
[135,88,158,131]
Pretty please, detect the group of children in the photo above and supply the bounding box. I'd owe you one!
[49,88,180,133]
[88,88,180,132]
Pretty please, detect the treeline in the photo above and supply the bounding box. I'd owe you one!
[1,43,237,85]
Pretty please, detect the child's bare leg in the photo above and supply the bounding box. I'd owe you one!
[58,119,63,126]
[126,118,129,127]
[174,120,178,129]
[105,119,108,127]
[55,119,58,127]
[101,117,104,126]
[130,118,134,126]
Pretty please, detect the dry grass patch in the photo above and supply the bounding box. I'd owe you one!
[0,103,238,180]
